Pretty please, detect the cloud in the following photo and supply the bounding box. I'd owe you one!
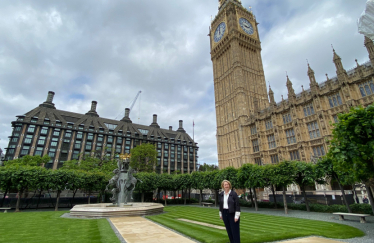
[0,0,369,165]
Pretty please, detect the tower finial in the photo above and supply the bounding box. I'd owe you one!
[302,85,304,92]
[325,73,329,81]
[331,44,334,51]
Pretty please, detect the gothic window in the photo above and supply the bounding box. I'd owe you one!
[267,134,276,149]
[303,103,315,117]
[265,120,273,130]
[250,125,257,135]
[254,157,261,166]
[313,145,325,157]
[282,113,292,124]
[289,150,300,160]
[358,80,374,97]
[333,115,338,123]
[252,139,259,152]
[307,121,320,139]
[270,154,279,164]
[328,93,343,108]
[285,128,296,144]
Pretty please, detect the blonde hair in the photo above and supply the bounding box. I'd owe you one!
[221,180,232,189]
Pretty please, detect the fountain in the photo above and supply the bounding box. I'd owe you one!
[70,154,163,217]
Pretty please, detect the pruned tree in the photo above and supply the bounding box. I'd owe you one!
[238,164,264,211]
[274,161,295,214]
[191,171,208,205]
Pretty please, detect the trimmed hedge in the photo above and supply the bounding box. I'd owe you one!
[239,199,373,215]
[157,198,199,205]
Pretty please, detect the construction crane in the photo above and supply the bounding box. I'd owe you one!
[114,91,142,120]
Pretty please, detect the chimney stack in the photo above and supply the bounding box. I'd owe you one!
[169,126,172,131]
[120,108,132,123]
[177,120,185,132]
[150,114,160,128]
[39,91,56,109]
[85,101,99,117]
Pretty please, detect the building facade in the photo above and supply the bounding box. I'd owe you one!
[3,91,198,174]
[211,0,374,169]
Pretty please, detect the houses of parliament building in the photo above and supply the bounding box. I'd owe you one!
[211,0,374,169]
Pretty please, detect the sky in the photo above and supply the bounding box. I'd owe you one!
[0,0,369,165]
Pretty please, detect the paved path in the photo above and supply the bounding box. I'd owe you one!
[280,237,344,243]
[110,216,195,243]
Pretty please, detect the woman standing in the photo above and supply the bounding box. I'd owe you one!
[219,180,241,243]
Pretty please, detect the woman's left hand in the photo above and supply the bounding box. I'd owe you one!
[234,218,238,223]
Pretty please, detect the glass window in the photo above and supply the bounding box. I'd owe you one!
[104,123,117,130]
[24,135,33,144]
[31,118,38,123]
[27,125,36,133]
[43,120,50,125]
[265,120,273,130]
[303,103,315,117]
[358,80,374,97]
[87,133,94,140]
[11,137,18,143]
[125,138,131,145]
[56,122,62,127]
[254,157,261,166]
[267,134,276,149]
[115,145,121,153]
[328,93,343,108]
[53,129,60,137]
[313,145,326,157]
[333,115,338,123]
[250,125,257,135]
[40,127,48,135]
[282,113,292,124]
[97,135,103,142]
[252,139,259,152]
[86,141,92,150]
[75,140,81,149]
[285,128,296,144]
[271,154,279,164]
[38,136,46,145]
[21,146,30,155]
[34,147,43,156]
[65,130,72,138]
[307,121,321,139]
[72,150,80,160]
[14,126,22,131]
[290,150,300,160]
[76,132,83,139]
[117,137,122,144]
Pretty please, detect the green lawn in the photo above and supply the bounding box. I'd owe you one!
[0,211,119,243]
[146,206,365,243]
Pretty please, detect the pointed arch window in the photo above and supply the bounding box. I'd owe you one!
[358,80,374,97]
[328,93,343,108]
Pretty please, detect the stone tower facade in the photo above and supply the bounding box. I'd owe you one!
[211,1,374,171]
[210,0,269,168]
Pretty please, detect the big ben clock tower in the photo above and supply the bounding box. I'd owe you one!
[210,0,268,168]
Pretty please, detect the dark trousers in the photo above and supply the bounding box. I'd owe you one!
[222,209,240,243]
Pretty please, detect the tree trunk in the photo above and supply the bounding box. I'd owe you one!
[364,182,374,215]
[88,192,91,204]
[15,190,22,212]
[199,189,202,205]
[36,190,43,210]
[334,174,352,213]
[252,187,258,211]
[215,189,218,207]
[141,192,144,202]
[48,189,55,208]
[1,187,9,207]
[301,185,310,212]
[282,186,288,214]
[71,189,77,207]
[271,185,277,209]
[352,184,359,203]
[184,189,187,205]
[55,190,61,211]
[189,188,191,201]
[249,188,254,207]
[23,189,35,209]
[164,190,167,206]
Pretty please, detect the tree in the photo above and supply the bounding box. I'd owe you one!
[134,172,157,202]
[262,164,278,209]
[50,170,74,211]
[218,167,239,188]
[329,104,374,214]
[274,161,295,214]
[198,163,218,172]
[81,171,107,204]
[315,156,355,213]
[238,164,264,211]
[130,143,157,173]
[157,173,174,206]
[4,155,50,167]
[292,161,318,212]
[206,170,222,207]
[0,168,12,207]
[191,171,208,205]
[174,173,192,205]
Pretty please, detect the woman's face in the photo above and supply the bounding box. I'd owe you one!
[224,182,230,191]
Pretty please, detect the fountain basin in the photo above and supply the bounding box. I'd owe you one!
[70,202,164,218]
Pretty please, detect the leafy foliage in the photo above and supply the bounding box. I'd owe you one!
[4,155,50,167]
[130,143,157,173]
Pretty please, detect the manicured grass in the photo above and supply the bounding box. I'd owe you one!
[146,206,365,243]
[0,211,119,243]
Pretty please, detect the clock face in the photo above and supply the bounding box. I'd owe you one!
[239,18,254,35]
[214,22,226,43]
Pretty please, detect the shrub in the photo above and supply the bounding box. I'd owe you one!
[328,204,348,213]
[350,203,373,215]
[202,199,215,204]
